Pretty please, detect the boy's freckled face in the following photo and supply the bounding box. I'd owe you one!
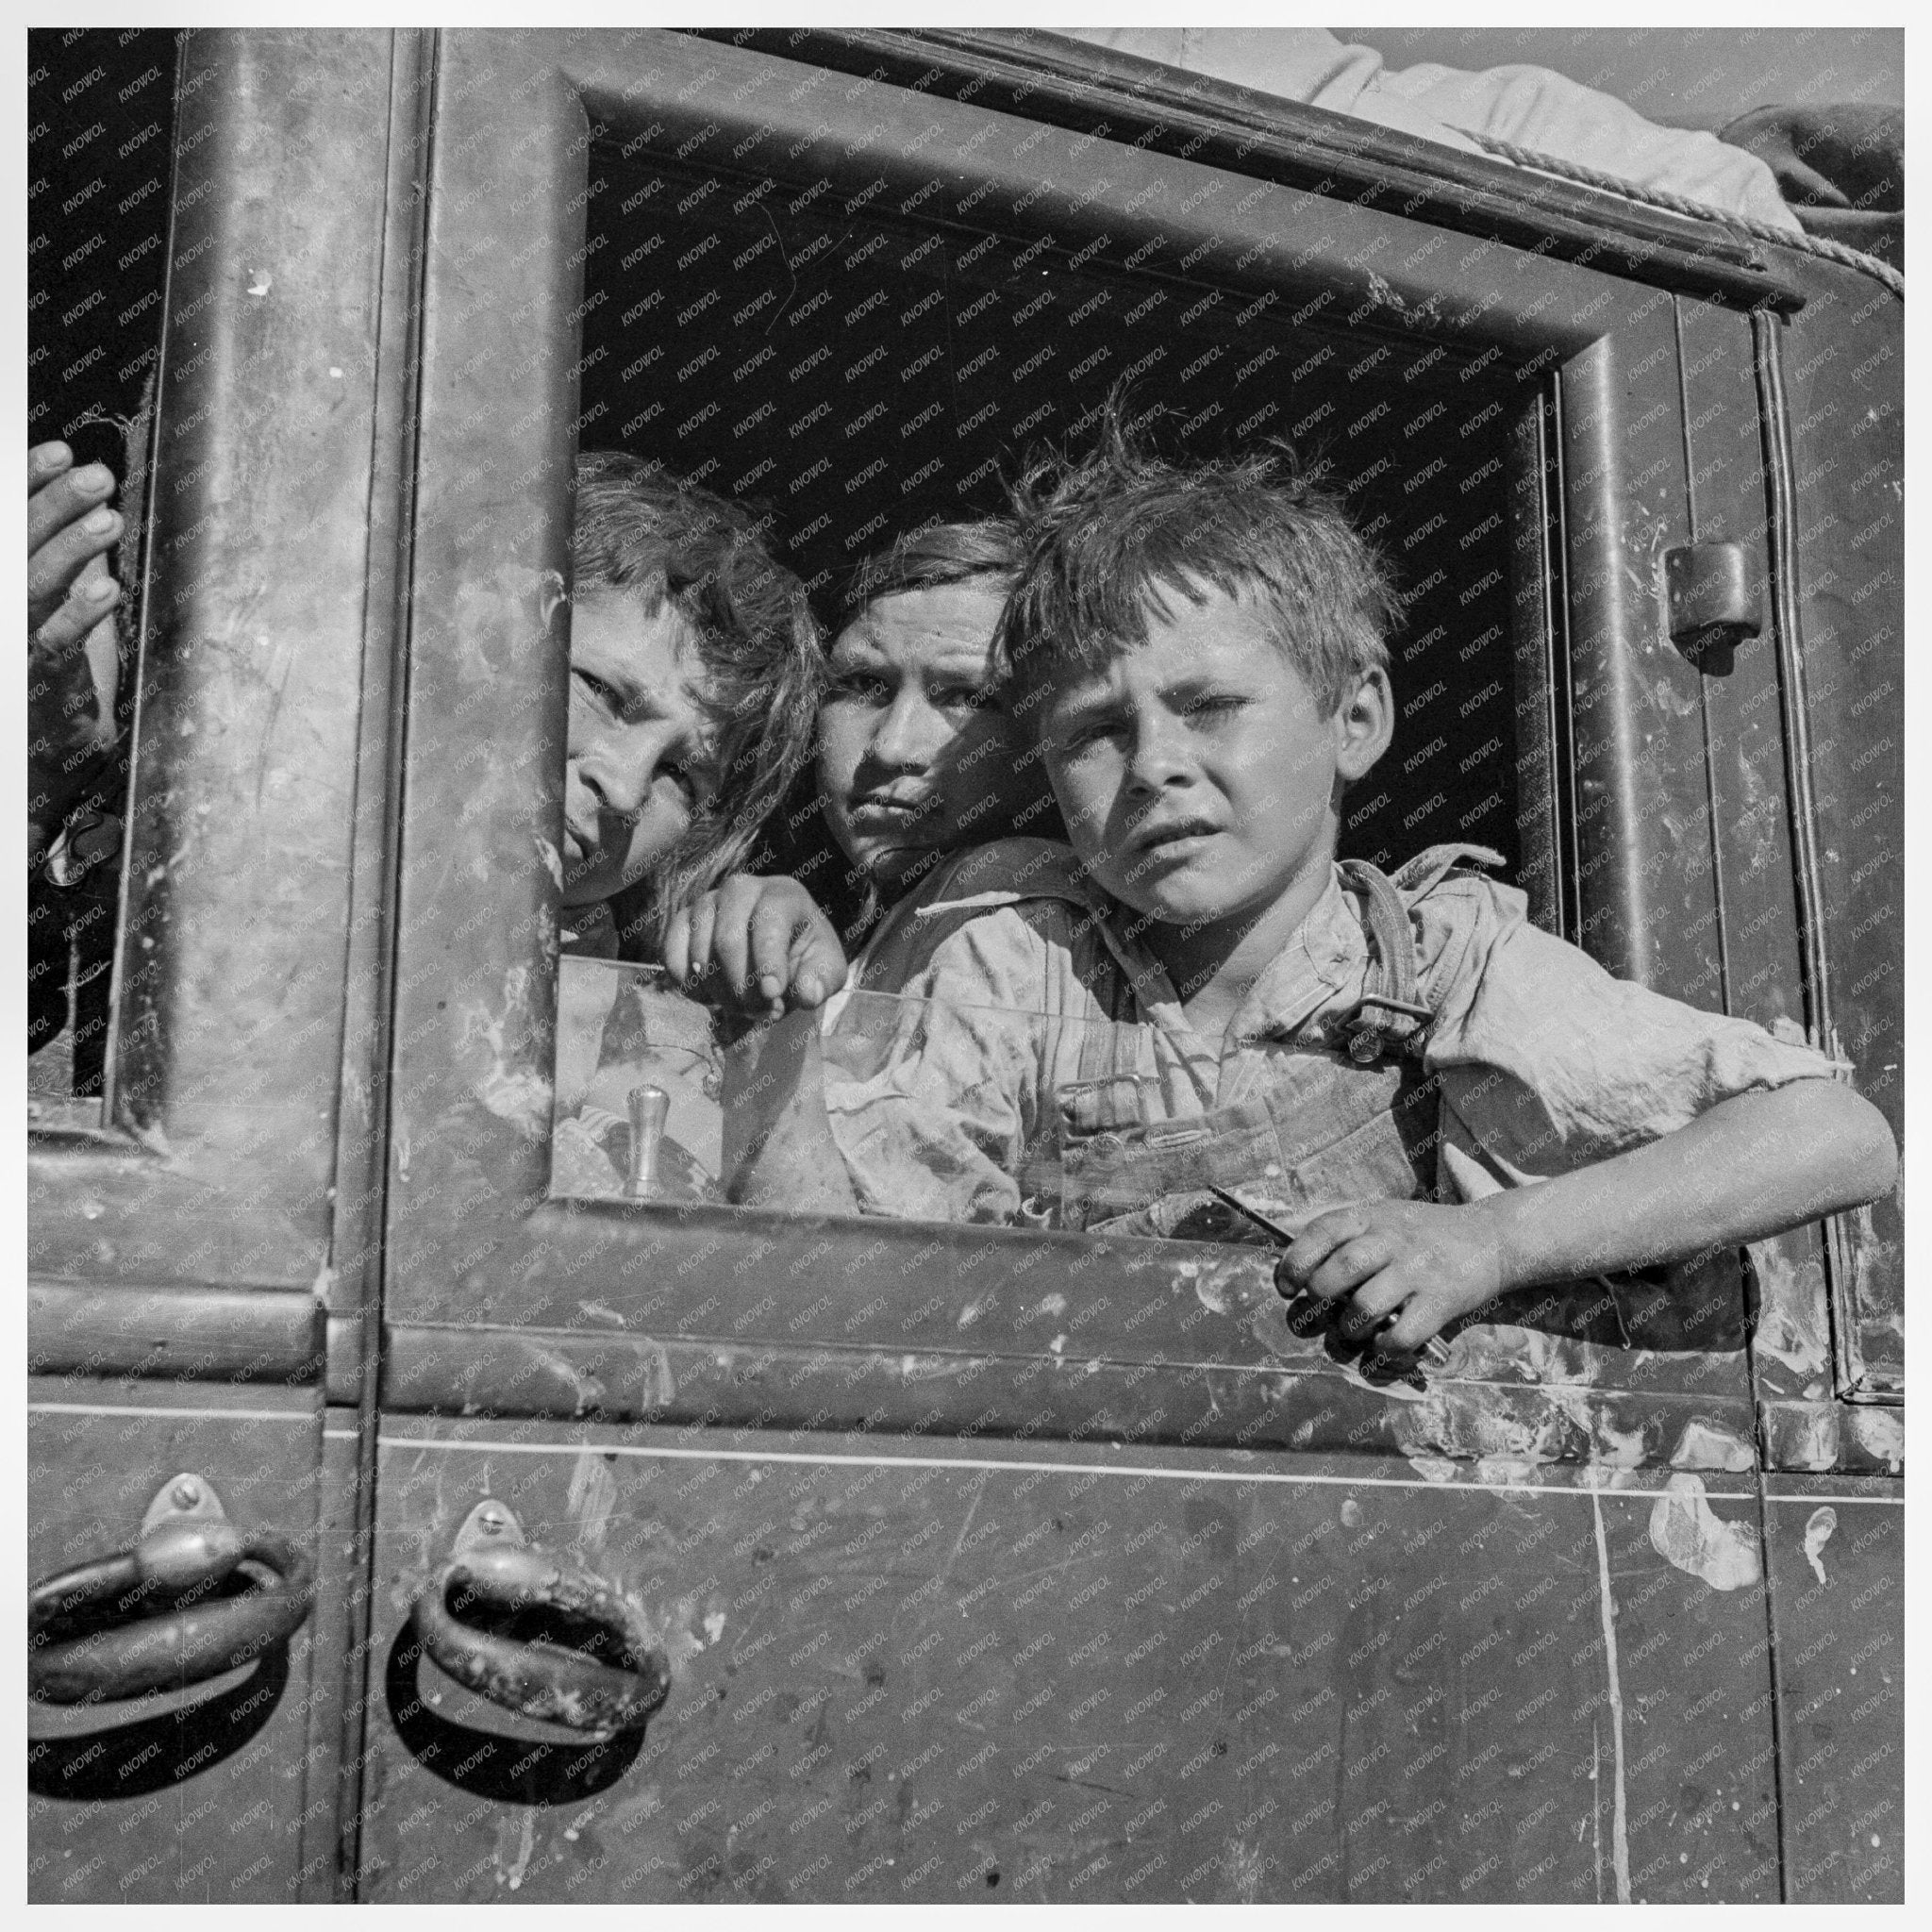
[562,590,720,908]
[1041,589,1347,930]
[817,581,1035,894]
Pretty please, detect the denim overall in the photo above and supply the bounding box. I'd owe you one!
[1041,845,1503,1242]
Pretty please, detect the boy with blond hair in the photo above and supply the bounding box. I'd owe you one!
[821,410,1895,1362]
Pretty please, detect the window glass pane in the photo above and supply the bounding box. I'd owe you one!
[556,958,1419,1240]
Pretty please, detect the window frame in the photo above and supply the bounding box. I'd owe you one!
[375,26,1790,1469]
[27,30,419,1349]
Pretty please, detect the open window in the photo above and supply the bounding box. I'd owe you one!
[547,134,1527,1234]
[376,26,1805,1462]
[26,28,175,1130]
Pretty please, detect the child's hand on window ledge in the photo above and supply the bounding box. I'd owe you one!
[1275,1197,1510,1357]
[662,872,849,1019]
[1279,1078,1898,1357]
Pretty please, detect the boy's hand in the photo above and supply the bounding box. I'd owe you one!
[1274,1197,1508,1357]
[662,873,848,1017]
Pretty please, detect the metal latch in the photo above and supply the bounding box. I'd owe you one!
[1663,541,1761,660]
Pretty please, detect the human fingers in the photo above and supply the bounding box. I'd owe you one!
[30,567,120,662]
[744,891,801,1012]
[1377,1291,1455,1357]
[700,875,771,1004]
[786,915,848,1010]
[660,906,694,984]
[1277,1207,1367,1297]
[1331,1269,1407,1344]
[28,458,114,564]
[30,513,123,642]
[28,441,73,494]
[691,884,726,981]
[1307,1235,1396,1308]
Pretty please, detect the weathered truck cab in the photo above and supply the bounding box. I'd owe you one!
[28,27,1902,1904]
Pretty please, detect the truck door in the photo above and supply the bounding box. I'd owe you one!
[334,28,1906,1904]
[1673,250,1905,1900]
[27,29,418,1903]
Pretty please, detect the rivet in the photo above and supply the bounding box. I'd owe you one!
[477,1504,507,1533]
[172,1478,202,1509]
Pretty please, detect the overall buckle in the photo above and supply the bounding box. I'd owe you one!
[1341,994,1434,1063]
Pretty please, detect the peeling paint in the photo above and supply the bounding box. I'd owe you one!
[1743,1237,1830,1381]
[1846,1406,1904,1474]
[1773,1403,1840,1471]
[460,966,553,1132]
[567,1449,618,1552]
[1647,1474,1761,1591]
[1405,1455,1458,1485]
[1590,1487,1632,1904]
[1472,1455,1541,1489]
[1590,1417,1648,1468]
[1801,1506,1837,1586]
[1667,1420,1754,1473]
[496,1808,536,1890]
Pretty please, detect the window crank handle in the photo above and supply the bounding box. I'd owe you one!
[626,1083,670,1200]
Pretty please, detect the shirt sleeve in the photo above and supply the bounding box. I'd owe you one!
[822,908,1057,1225]
[1367,58,1803,233]
[1419,878,1842,1197]
[1052,27,1800,231]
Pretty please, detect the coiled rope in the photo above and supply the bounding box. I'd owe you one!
[1465,128,1903,301]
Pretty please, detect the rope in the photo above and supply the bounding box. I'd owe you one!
[1464,129,1903,301]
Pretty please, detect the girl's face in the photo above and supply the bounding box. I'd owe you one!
[816,580,1044,897]
[561,590,721,908]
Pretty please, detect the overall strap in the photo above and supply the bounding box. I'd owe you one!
[1333,843,1507,1062]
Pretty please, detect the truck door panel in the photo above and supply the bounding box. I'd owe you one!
[26,1384,326,1903]
[1768,268,1905,1405]
[1760,1474,1903,1901]
[350,28,1838,1902]
[26,30,426,1903]
[359,1426,1779,1904]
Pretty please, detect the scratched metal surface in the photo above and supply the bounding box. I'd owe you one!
[29,30,403,1292]
[1761,1474,1904,1902]
[1670,297,1864,1466]
[358,1424,1778,1902]
[1774,258,1906,1400]
[25,1382,325,1903]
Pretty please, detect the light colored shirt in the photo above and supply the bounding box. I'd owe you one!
[1057,28,1803,233]
[824,838,1840,1226]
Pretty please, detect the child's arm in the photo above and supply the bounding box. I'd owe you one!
[662,874,848,1017]
[1280,1077,1896,1354]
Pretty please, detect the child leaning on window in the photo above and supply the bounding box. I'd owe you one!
[819,408,1896,1361]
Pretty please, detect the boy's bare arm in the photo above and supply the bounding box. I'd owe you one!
[1280,1079,1897,1353]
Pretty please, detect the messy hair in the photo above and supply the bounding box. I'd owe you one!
[996,398,1398,715]
[832,517,1024,637]
[574,451,824,952]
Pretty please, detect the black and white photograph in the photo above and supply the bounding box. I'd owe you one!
[23,18,1907,1908]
